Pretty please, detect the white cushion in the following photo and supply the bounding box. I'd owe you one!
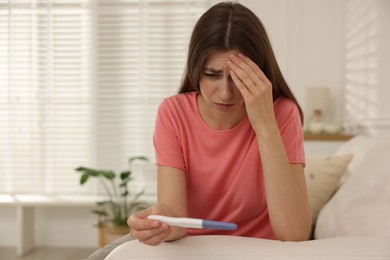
[333,135,377,186]
[105,235,390,260]
[315,135,390,238]
[305,154,353,223]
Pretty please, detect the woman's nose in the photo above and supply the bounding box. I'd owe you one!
[219,77,235,100]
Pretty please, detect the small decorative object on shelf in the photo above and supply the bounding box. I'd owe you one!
[323,123,342,134]
[306,109,343,135]
[307,109,325,134]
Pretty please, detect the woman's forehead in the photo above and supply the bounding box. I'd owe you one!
[204,49,240,68]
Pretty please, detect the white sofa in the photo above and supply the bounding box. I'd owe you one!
[104,134,390,260]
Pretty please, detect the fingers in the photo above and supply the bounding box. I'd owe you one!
[237,53,270,85]
[227,53,271,97]
[127,207,171,246]
[127,213,158,231]
[227,53,275,130]
[228,54,259,91]
[229,70,251,99]
[131,219,170,245]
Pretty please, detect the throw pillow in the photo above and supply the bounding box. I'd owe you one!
[305,154,353,223]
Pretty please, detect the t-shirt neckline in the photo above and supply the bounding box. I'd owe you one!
[192,92,249,134]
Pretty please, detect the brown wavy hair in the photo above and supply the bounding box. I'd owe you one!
[179,1,303,123]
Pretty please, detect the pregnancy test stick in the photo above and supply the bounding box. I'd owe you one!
[147,215,237,231]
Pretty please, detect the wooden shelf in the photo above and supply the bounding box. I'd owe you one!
[304,132,354,141]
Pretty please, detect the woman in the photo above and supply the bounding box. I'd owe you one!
[128,1,311,245]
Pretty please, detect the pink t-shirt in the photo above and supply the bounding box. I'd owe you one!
[153,92,305,239]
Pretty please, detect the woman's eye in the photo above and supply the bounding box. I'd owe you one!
[204,72,218,77]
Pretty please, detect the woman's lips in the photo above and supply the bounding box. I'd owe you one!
[215,103,234,110]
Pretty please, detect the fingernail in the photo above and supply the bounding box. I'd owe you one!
[151,221,160,228]
[159,224,168,231]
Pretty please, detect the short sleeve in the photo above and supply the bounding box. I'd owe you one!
[274,98,305,165]
[153,100,186,171]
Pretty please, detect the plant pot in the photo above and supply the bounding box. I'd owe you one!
[98,224,130,247]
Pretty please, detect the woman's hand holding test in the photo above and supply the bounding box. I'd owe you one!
[127,203,185,246]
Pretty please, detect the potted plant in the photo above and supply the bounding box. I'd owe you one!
[75,156,151,247]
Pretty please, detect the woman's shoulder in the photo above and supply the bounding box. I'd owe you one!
[163,92,197,105]
[274,97,298,113]
[273,96,301,123]
[158,92,198,115]
[274,96,296,108]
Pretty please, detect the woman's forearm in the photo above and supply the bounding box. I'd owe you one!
[256,126,311,241]
[157,166,188,242]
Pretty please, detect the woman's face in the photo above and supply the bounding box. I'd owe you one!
[198,50,246,129]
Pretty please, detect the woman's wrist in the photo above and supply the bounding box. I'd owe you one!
[253,120,279,139]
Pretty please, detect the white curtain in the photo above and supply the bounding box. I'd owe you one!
[0,0,207,195]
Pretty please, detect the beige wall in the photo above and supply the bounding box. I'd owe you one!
[210,0,345,121]
[210,0,390,134]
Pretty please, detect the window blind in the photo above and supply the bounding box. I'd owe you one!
[0,0,207,195]
[95,0,206,169]
[0,0,93,194]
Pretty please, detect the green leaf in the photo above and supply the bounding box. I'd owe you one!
[75,156,151,225]
[75,167,100,176]
[80,174,89,185]
[120,171,131,180]
[102,171,116,180]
